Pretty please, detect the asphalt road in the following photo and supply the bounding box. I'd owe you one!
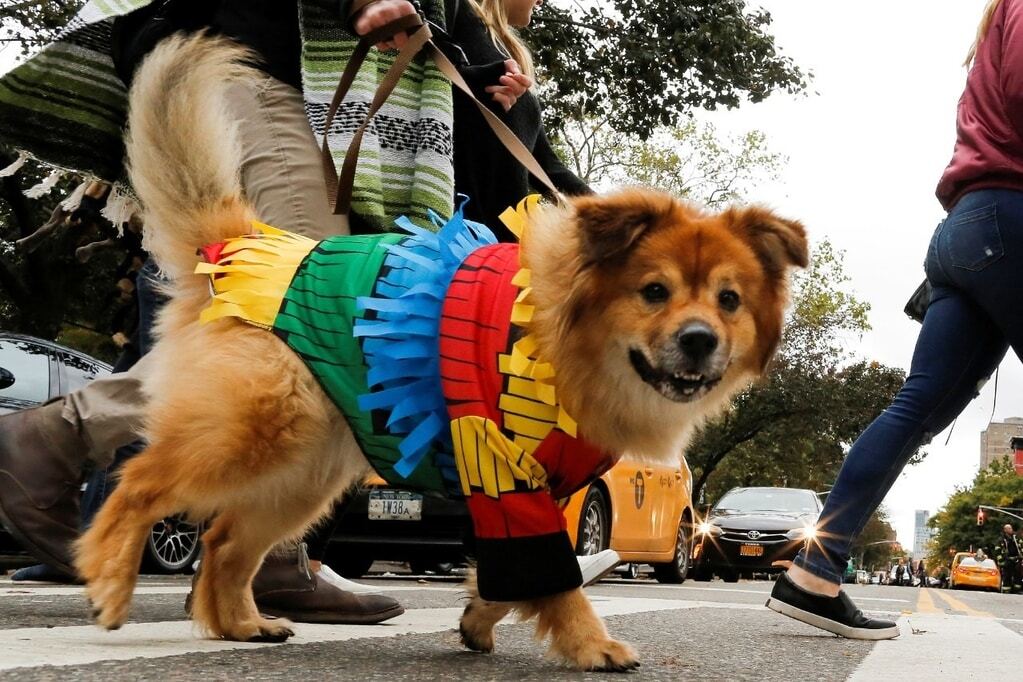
[1,566,1021,680]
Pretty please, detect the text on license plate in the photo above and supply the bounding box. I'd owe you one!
[368,490,423,521]
[739,543,764,557]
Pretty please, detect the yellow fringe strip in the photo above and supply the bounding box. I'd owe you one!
[196,221,317,329]
[498,196,578,438]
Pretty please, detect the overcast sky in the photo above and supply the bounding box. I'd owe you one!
[703,0,1002,547]
[0,1,1007,548]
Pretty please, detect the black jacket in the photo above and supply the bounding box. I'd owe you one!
[437,4,591,240]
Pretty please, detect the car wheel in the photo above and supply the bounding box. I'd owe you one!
[330,553,375,578]
[143,514,203,574]
[720,570,740,583]
[692,566,712,581]
[653,516,692,584]
[575,487,610,556]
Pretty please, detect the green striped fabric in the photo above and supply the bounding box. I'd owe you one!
[0,0,454,231]
[273,233,449,492]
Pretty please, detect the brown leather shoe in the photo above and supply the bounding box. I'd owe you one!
[252,544,404,624]
[0,400,86,576]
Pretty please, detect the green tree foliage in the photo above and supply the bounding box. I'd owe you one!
[927,458,1023,571]
[556,118,784,206]
[0,0,80,54]
[849,507,900,572]
[687,242,919,505]
[525,0,809,139]
[0,152,125,360]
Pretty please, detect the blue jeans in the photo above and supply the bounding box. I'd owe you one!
[794,189,1023,584]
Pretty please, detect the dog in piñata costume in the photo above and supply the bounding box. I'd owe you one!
[76,35,808,670]
[197,196,613,601]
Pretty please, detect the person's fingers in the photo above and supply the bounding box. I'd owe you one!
[504,58,521,75]
[393,31,409,49]
[490,91,513,111]
[353,0,417,43]
[498,76,528,98]
[509,73,533,89]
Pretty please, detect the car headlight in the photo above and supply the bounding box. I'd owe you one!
[698,522,722,536]
[785,525,818,541]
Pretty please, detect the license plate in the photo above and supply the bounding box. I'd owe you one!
[739,543,764,557]
[368,490,423,521]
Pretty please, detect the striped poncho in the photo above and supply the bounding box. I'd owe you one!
[0,0,454,230]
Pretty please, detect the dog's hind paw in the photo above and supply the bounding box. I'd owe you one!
[571,638,641,672]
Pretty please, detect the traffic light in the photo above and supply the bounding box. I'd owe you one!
[977,507,986,526]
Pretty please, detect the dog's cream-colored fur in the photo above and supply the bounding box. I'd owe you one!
[76,34,807,668]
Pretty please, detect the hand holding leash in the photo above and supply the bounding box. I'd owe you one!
[324,7,565,216]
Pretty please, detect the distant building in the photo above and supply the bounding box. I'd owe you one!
[913,509,935,559]
[980,418,1023,471]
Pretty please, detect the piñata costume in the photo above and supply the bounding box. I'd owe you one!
[198,197,618,601]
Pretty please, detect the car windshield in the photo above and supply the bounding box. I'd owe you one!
[714,488,817,514]
[0,339,49,403]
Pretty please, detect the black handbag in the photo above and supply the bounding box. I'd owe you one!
[903,279,932,324]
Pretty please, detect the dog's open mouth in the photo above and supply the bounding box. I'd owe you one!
[628,349,722,402]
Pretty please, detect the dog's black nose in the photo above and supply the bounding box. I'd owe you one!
[677,324,718,362]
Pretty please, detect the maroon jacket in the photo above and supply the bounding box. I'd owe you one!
[937,0,1023,209]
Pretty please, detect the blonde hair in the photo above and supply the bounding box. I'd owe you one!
[466,0,535,78]
[965,0,1005,66]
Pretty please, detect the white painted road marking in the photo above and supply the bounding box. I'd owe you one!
[849,614,1022,679]
[0,590,1018,676]
[635,583,911,603]
[0,583,461,598]
[0,596,763,671]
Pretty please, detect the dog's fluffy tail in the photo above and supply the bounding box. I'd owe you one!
[127,33,258,281]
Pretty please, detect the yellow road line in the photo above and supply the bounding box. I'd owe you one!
[914,588,942,614]
[932,589,994,618]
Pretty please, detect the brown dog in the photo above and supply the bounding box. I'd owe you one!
[76,35,807,670]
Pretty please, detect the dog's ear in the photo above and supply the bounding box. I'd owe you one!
[727,207,809,277]
[572,192,670,266]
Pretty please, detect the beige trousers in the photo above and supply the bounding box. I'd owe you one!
[65,75,349,466]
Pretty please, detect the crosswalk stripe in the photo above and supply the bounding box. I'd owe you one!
[0,584,461,598]
[849,614,1021,679]
[3,588,1018,675]
[0,595,762,671]
[634,583,910,603]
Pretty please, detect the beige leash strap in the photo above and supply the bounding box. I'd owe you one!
[322,13,565,216]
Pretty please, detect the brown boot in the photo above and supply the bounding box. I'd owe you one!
[0,400,87,576]
[252,544,404,624]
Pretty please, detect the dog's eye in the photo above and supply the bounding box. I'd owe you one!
[640,282,670,304]
[718,289,741,312]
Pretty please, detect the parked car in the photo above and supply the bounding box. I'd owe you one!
[329,457,696,583]
[0,332,201,573]
[949,551,1001,592]
[855,569,870,585]
[690,486,822,582]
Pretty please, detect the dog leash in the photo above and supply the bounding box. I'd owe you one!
[321,3,566,217]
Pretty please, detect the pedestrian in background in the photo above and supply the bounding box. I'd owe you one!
[768,0,1023,639]
[997,524,1022,593]
[0,0,452,623]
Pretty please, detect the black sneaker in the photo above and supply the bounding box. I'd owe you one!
[766,572,899,640]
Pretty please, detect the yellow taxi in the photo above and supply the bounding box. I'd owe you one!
[557,457,695,583]
[949,551,1001,591]
[331,457,695,582]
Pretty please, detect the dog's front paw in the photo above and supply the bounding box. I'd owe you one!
[459,620,495,653]
[222,616,295,643]
[568,638,640,672]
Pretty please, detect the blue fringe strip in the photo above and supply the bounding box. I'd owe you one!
[354,197,497,490]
